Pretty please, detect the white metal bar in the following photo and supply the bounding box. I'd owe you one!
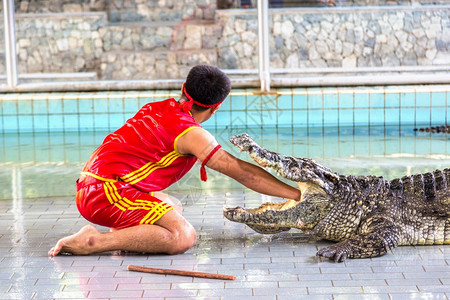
[3,0,18,87]
[223,65,450,75]
[11,166,26,249]
[257,0,270,92]
[0,74,449,92]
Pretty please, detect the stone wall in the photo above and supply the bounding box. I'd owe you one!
[8,13,105,74]
[0,12,223,80]
[218,7,450,69]
[0,5,449,81]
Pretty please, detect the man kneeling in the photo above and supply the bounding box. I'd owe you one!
[48,65,301,256]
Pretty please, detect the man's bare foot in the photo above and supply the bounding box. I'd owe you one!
[48,224,100,256]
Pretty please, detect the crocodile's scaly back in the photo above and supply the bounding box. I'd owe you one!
[224,133,450,262]
[393,169,450,214]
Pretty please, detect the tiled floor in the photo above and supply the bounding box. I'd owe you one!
[1,188,449,299]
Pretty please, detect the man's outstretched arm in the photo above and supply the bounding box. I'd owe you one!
[177,128,301,201]
[207,148,301,201]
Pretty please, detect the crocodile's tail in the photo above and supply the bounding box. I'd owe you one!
[414,125,450,134]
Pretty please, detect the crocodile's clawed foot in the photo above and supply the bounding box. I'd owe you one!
[316,243,350,262]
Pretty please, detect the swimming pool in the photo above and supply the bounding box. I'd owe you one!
[1,86,450,300]
[1,85,450,200]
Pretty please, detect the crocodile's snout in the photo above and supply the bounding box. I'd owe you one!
[224,200,304,228]
[224,202,300,234]
[223,206,249,223]
[229,133,256,152]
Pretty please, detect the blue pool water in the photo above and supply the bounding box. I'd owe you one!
[1,86,449,200]
[1,124,450,200]
[0,86,449,133]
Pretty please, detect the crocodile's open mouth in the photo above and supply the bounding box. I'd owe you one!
[226,133,334,234]
[223,180,333,234]
[223,199,304,234]
[245,199,299,214]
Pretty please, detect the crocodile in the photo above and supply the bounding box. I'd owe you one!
[223,133,450,262]
[414,125,450,133]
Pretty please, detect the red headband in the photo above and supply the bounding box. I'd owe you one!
[180,83,225,112]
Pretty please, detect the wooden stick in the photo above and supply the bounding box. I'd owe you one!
[127,264,236,280]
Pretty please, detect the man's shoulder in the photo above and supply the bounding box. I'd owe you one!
[185,127,212,137]
[176,127,218,156]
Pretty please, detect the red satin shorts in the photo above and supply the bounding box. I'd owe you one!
[75,175,173,229]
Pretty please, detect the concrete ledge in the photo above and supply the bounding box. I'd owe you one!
[217,4,450,16]
[271,73,450,87]
[0,72,98,81]
[225,65,450,75]
[13,11,107,19]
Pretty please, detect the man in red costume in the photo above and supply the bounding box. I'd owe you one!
[48,65,301,256]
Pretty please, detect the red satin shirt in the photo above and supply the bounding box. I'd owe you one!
[81,98,201,192]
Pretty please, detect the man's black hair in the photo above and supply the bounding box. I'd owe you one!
[184,65,231,111]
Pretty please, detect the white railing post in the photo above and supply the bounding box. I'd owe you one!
[257,0,270,92]
[3,0,18,87]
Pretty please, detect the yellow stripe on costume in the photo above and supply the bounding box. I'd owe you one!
[127,198,156,210]
[120,126,201,186]
[104,182,164,212]
[121,151,180,185]
[106,182,139,210]
[173,126,201,155]
[126,153,178,185]
[146,203,172,224]
[127,152,181,185]
[81,171,118,183]
[121,151,177,180]
[103,183,116,205]
[102,181,173,224]
[140,202,173,225]
[104,182,127,211]
[109,183,130,210]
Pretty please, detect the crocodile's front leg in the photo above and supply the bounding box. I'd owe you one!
[317,216,400,262]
